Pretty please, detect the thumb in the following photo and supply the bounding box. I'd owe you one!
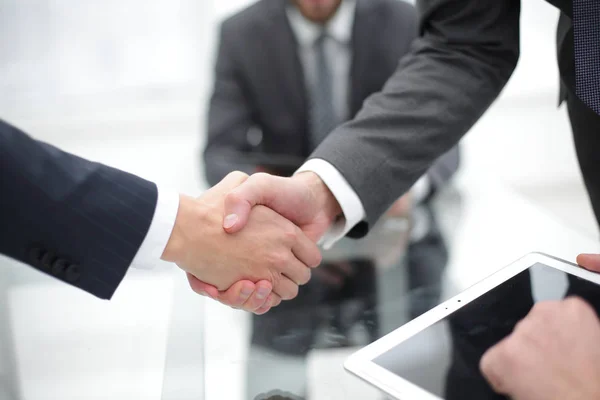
[577,253,600,273]
[211,171,250,193]
[223,173,279,233]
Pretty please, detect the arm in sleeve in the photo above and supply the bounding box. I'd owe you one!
[203,22,258,186]
[421,144,461,201]
[310,0,520,236]
[0,120,159,299]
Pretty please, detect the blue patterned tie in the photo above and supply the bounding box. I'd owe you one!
[573,0,600,115]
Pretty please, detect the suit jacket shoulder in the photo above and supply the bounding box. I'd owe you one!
[219,0,283,39]
[366,0,418,27]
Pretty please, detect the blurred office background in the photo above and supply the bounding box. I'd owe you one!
[2,0,595,235]
[1,0,599,399]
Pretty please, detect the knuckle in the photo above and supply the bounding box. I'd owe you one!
[269,269,282,286]
[499,337,522,367]
[565,296,593,315]
[226,171,249,182]
[479,350,496,377]
[224,190,244,205]
[312,248,323,268]
[531,301,555,318]
[513,319,533,338]
[253,172,269,180]
[248,172,268,186]
[299,267,312,285]
[283,284,299,300]
[480,350,506,393]
[268,251,288,270]
[284,225,299,242]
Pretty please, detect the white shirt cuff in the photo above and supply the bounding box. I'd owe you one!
[129,186,180,270]
[296,159,366,249]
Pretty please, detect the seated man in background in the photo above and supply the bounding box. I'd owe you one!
[204,0,459,218]
[204,0,459,396]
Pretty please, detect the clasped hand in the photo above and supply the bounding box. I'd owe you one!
[161,171,335,314]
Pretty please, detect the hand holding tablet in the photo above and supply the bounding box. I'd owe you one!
[345,253,600,400]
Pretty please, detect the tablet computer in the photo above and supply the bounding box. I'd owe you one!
[344,252,600,399]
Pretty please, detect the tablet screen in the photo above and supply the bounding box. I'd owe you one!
[373,263,600,399]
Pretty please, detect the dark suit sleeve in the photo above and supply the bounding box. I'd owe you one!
[203,22,257,186]
[0,120,158,299]
[310,0,520,235]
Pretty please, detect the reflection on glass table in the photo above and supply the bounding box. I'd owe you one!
[245,201,448,400]
[203,175,600,400]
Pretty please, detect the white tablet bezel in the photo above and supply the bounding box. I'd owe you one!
[344,252,600,400]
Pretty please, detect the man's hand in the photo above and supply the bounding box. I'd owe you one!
[188,172,342,313]
[480,297,600,400]
[222,172,342,241]
[160,172,322,312]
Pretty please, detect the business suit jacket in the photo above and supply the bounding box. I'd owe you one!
[204,0,460,197]
[310,0,596,237]
[0,120,157,299]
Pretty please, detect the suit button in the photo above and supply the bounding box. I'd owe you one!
[51,258,69,276]
[40,252,56,270]
[65,264,81,283]
[29,247,45,265]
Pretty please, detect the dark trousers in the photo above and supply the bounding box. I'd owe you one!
[567,89,600,231]
[444,93,600,399]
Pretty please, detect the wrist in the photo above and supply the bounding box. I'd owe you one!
[294,171,342,220]
[161,194,197,264]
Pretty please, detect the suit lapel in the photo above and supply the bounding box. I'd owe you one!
[349,0,374,117]
[264,0,308,122]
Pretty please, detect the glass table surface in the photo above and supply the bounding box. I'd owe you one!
[0,173,598,400]
[203,173,600,400]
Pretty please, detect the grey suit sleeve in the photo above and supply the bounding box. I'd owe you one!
[310,0,520,236]
[203,22,256,186]
[426,145,460,196]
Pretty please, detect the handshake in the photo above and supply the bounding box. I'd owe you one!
[161,171,343,314]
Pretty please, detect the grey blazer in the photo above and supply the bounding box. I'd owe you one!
[203,0,459,201]
[310,0,523,237]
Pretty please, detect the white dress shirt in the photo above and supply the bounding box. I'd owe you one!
[129,187,179,269]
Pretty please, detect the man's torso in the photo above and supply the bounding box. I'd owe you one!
[223,0,417,157]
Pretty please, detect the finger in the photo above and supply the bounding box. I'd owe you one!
[186,273,219,299]
[479,338,516,396]
[291,226,323,268]
[241,280,274,312]
[214,280,258,308]
[280,255,312,287]
[271,294,282,307]
[577,253,600,273]
[273,275,300,301]
[223,173,281,233]
[255,294,283,315]
[211,171,250,194]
